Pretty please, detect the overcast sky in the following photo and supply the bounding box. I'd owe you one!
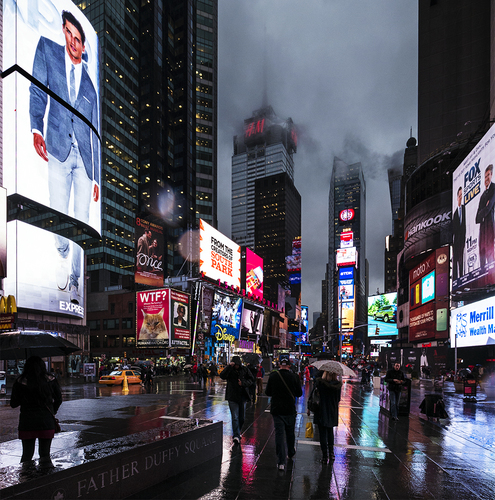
[216,1,418,326]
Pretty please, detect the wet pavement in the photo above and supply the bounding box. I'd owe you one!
[1,375,495,499]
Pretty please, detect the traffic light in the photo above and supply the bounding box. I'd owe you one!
[375,326,380,335]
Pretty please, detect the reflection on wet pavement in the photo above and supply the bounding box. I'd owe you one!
[3,376,495,498]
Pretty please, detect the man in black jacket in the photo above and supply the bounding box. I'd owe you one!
[265,354,302,470]
[385,362,405,421]
[220,356,254,444]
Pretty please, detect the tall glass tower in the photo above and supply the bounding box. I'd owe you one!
[232,105,296,249]
[327,158,366,354]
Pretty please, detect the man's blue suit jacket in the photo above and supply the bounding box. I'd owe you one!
[29,36,100,185]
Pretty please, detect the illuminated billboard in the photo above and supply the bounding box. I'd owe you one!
[451,296,495,348]
[244,248,263,300]
[135,217,164,287]
[199,219,241,288]
[368,293,398,337]
[340,231,353,248]
[4,221,85,318]
[210,291,243,342]
[408,248,449,342]
[286,237,302,272]
[452,122,495,293]
[240,302,264,340]
[170,289,191,348]
[136,289,170,347]
[336,247,357,267]
[3,0,101,237]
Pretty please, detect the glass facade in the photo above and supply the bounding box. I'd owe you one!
[232,106,296,249]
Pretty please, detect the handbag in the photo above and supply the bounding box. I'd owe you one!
[307,385,320,413]
[305,421,314,439]
[46,405,61,433]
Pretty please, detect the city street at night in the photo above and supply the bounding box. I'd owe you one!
[2,374,495,499]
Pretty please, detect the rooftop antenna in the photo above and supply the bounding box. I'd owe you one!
[261,24,268,108]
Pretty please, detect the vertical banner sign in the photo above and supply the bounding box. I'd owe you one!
[452,122,495,292]
[0,188,7,278]
[135,217,164,286]
[170,289,191,348]
[136,289,170,347]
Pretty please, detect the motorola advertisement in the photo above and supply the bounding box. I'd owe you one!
[3,0,101,236]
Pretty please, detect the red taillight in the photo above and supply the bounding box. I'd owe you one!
[110,377,116,380]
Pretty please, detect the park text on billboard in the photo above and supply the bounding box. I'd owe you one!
[199,219,241,288]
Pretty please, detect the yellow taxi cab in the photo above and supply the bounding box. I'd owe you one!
[99,370,142,386]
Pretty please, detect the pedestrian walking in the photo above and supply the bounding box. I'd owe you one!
[247,362,258,403]
[308,370,342,462]
[220,356,254,444]
[10,356,63,467]
[265,353,302,470]
[385,362,405,421]
[256,363,265,396]
[201,362,208,388]
[209,361,218,386]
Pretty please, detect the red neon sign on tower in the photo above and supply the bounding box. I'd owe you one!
[245,119,265,138]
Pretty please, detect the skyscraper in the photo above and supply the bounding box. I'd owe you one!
[326,158,366,355]
[232,105,297,249]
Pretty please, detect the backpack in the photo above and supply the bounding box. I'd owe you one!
[307,385,320,413]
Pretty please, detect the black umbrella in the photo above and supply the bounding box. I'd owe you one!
[0,331,81,360]
[242,353,261,365]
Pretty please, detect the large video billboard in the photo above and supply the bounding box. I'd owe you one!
[451,296,495,348]
[135,217,164,287]
[368,292,398,337]
[210,291,242,342]
[452,122,495,292]
[408,248,449,342]
[244,248,263,300]
[136,289,170,347]
[3,221,85,318]
[199,219,241,288]
[3,0,101,236]
[240,302,264,340]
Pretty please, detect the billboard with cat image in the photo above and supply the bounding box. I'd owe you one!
[136,288,170,347]
[170,289,191,348]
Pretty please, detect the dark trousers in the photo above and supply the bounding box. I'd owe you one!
[21,438,52,462]
[273,414,296,465]
[228,400,246,439]
[317,425,334,457]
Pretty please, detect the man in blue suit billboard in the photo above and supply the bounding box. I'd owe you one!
[29,10,100,305]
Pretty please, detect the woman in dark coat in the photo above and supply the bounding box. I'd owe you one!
[10,356,62,465]
[309,370,342,462]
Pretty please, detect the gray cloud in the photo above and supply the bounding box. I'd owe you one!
[217,1,417,325]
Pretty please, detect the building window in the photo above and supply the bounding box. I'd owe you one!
[128,302,133,314]
[122,318,133,330]
[103,319,120,330]
[90,336,101,349]
[123,336,136,347]
[89,320,100,330]
[110,303,115,314]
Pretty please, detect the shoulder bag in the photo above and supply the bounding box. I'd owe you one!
[307,384,320,413]
[276,370,295,401]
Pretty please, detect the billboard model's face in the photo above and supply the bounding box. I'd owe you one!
[64,20,85,63]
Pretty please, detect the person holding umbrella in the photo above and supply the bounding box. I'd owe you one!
[308,369,342,462]
[10,356,62,467]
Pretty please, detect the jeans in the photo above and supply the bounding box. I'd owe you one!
[228,400,246,439]
[48,143,91,290]
[273,414,296,465]
[389,390,401,418]
[318,425,334,457]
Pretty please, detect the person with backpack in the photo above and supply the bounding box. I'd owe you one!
[265,354,302,470]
